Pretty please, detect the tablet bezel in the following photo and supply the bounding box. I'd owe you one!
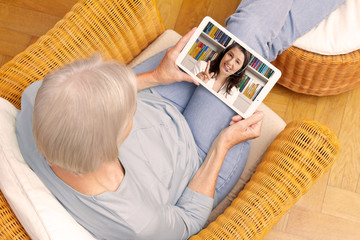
[176,16,281,118]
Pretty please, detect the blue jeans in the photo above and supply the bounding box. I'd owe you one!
[226,0,346,62]
[132,0,345,205]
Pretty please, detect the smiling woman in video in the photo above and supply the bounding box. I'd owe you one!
[192,42,252,104]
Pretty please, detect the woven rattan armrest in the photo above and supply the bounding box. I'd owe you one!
[191,120,339,239]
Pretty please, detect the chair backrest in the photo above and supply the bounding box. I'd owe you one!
[0,0,165,109]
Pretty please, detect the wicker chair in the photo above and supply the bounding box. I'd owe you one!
[0,0,340,239]
[272,46,360,96]
[272,0,360,96]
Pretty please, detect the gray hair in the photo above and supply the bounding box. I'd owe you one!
[33,53,137,174]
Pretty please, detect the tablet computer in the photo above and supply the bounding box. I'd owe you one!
[176,16,281,118]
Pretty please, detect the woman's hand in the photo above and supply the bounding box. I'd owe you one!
[136,28,199,90]
[196,61,214,83]
[216,111,264,151]
[188,111,263,199]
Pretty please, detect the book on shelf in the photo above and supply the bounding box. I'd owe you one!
[188,39,219,62]
[251,86,263,100]
[203,22,231,47]
[249,56,275,79]
[238,75,251,92]
[238,74,264,101]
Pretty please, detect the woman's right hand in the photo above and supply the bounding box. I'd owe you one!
[188,111,263,199]
[196,61,214,83]
[215,111,264,152]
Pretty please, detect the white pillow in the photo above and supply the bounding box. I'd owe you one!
[0,97,94,240]
[294,0,360,55]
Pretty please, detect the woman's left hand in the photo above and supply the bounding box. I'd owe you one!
[152,28,199,85]
[136,28,199,90]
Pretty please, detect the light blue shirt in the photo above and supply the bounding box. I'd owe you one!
[16,81,214,240]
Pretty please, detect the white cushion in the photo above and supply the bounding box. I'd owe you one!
[0,98,95,240]
[293,0,360,55]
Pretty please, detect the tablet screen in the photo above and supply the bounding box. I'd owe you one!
[176,16,281,118]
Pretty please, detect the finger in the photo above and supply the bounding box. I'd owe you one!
[205,72,211,80]
[232,115,243,121]
[205,61,211,74]
[180,71,199,85]
[243,111,264,126]
[230,115,243,125]
[209,72,215,78]
[173,27,197,53]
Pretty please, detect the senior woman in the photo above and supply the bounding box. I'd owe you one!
[16,28,263,240]
[16,0,346,238]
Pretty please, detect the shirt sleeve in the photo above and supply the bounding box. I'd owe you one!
[136,187,214,240]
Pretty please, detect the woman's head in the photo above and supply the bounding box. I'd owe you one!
[210,42,252,94]
[33,53,137,174]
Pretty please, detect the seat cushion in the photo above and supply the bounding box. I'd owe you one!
[293,0,360,55]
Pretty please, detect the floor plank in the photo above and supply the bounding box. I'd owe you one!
[264,230,309,240]
[0,0,77,18]
[323,186,360,223]
[0,54,12,67]
[283,92,318,123]
[174,0,209,35]
[286,207,360,240]
[329,87,360,192]
[294,172,330,212]
[154,0,184,30]
[264,84,293,120]
[205,0,241,26]
[0,27,32,56]
[0,3,60,37]
[314,92,348,136]
[340,88,360,192]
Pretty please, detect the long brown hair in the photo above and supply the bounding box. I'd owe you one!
[209,42,252,94]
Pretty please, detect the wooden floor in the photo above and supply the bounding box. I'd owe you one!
[1,0,359,239]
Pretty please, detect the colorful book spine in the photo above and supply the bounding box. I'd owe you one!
[239,75,264,101]
[251,86,263,101]
[188,39,199,57]
[195,46,208,60]
[203,22,213,34]
[239,75,251,93]
[188,39,219,62]
[203,24,231,47]
[248,56,275,79]
[191,42,204,58]
[243,81,260,100]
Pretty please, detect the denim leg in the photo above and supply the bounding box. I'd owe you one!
[153,82,197,113]
[269,0,346,61]
[225,0,293,61]
[132,50,167,75]
[182,86,250,205]
[226,0,346,61]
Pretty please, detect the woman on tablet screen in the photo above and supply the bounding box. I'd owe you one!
[192,42,252,104]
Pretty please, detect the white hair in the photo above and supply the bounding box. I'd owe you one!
[33,53,137,174]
